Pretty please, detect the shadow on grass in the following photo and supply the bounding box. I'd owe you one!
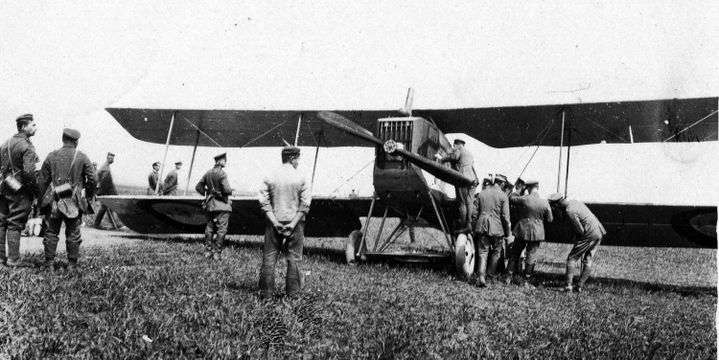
[530,271,717,297]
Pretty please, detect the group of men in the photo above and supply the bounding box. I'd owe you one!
[439,138,606,292]
[193,146,311,298]
[147,160,183,195]
[0,114,96,271]
[0,113,313,298]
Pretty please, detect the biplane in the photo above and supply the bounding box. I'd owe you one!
[100,91,718,278]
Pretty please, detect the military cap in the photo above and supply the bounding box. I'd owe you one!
[214,152,227,161]
[482,178,492,186]
[494,174,508,183]
[547,192,565,202]
[525,180,539,186]
[62,128,81,140]
[16,114,33,123]
[453,138,466,145]
[515,178,525,185]
[107,152,115,157]
[152,161,161,167]
[281,146,300,157]
[175,161,183,165]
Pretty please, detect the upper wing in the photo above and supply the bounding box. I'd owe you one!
[106,97,717,148]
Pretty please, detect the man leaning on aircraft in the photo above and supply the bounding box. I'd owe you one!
[435,138,478,233]
[548,192,606,293]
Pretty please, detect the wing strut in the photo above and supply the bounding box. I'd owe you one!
[183,127,201,195]
[564,119,572,197]
[155,112,176,195]
[556,110,565,192]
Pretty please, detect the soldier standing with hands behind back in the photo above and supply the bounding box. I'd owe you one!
[0,114,39,267]
[195,153,233,260]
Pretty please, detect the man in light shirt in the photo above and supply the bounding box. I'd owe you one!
[258,146,311,299]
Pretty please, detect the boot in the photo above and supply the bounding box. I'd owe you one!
[524,263,535,279]
[576,264,592,292]
[563,260,575,292]
[486,252,500,279]
[203,233,213,258]
[42,259,55,272]
[67,261,79,274]
[214,234,226,258]
[476,254,487,288]
[5,230,22,267]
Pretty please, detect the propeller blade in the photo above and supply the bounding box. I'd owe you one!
[393,148,476,187]
[317,111,384,146]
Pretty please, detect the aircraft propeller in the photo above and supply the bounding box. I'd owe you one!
[317,111,476,187]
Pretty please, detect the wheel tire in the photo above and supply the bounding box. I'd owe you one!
[345,230,365,264]
[454,233,475,280]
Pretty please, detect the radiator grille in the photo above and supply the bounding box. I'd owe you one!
[377,120,413,150]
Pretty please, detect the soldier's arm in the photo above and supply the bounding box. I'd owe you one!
[568,211,584,235]
[22,143,39,195]
[37,156,52,198]
[258,178,283,232]
[544,203,554,223]
[82,156,97,198]
[508,192,526,205]
[219,173,233,195]
[500,196,511,237]
[194,177,206,196]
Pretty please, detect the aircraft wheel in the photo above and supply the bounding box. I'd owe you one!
[454,233,475,280]
[345,230,366,264]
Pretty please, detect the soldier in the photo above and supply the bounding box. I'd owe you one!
[0,114,39,267]
[258,146,311,299]
[163,161,182,195]
[195,153,233,260]
[94,152,118,230]
[548,193,606,293]
[508,180,553,281]
[473,174,511,287]
[147,161,162,195]
[435,138,478,233]
[38,129,96,271]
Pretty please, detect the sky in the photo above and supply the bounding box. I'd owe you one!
[0,1,717,202]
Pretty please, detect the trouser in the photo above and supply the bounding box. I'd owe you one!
[510,238,542,273]
[93,204,117,228]
[259,220,304,297]
[44,214,83,263]
[456,185,476,230]
[0,193,33,263]
[566,236,602,286]
[475,233,503,276]
[204,211,230,253]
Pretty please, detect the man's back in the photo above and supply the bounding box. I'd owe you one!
[0,133,39,195]
[196,166,233,212]
[510,192,552,240]
[258,164,311,222]
[38,146,96,199]
[566,200,606,239]
[475,185,510,237]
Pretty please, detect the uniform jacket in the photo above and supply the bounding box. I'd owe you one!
[96,162,117,195]
[163,169,179,195]
[147,170,162,195]
[439,146,478,185]
[473,184,511,237]
[0,133,39,196]
[258,163,311,222]
[565,200,606,240]
[195,165,233,212]
[509,191,553,241]
[38,145,97,215]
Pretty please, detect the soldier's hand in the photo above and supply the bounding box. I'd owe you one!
[282,224,295,237]
[273,222,284,234]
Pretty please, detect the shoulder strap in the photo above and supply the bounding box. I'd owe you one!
[61,150,78,184]
[5,140,14,174]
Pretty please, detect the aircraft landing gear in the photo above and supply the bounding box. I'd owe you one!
[454,233,475,280]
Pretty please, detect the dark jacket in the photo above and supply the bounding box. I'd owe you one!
[38,145,97,214]
[96,162,117,195]
[509,191,553,241]
[195,165,233,212]
[473,184,511,237]
[163,169,179,195]
[0,133,39,196]
[565,200,606,241]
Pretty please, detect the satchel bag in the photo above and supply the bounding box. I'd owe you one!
[53,150,77,199]
[2,143,22,193]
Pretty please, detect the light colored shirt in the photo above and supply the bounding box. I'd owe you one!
[258,163,311,222]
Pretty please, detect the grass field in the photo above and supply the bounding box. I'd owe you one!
[0,229,715,359]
